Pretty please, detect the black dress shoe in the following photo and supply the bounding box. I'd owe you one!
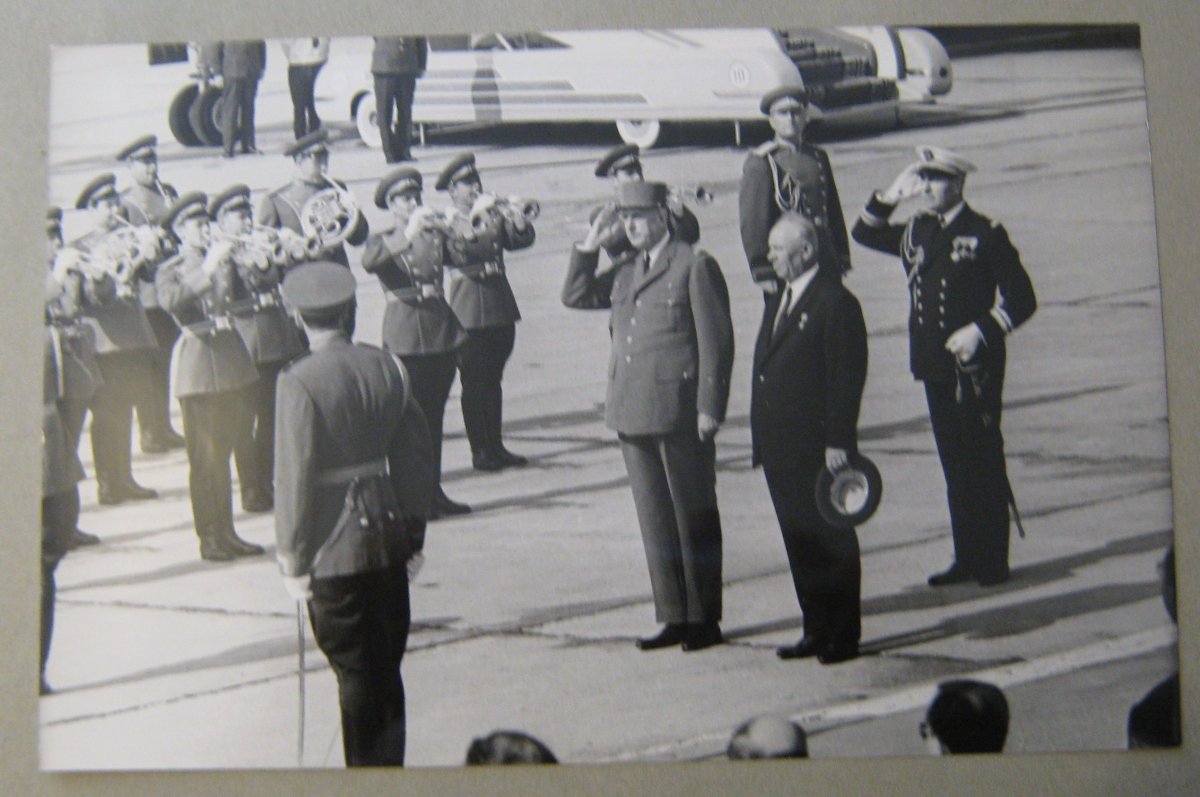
[817,644,859,665]
[162,428,187,449]
[493,447,528,468]
[119,478,158,501]
[241,488,274,513]
[199,536,238,562]
[221,529,265,557]
[776,636,823,660]
[97,481,125,506]
[977,571,1010,587]
[472,451,505,472]
[681,622,723,652]
[431,491,472,518]
[928,564,974,587]
[636,623,687,651]
[71,529,101,548]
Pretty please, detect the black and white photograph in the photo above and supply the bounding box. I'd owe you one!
[25,13,1189,785]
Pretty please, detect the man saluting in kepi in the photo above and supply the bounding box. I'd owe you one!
[274,262,435,767]
[852,146,1036,587]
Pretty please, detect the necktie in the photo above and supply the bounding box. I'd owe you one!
[641,251,651,275]
[774,286,793,336]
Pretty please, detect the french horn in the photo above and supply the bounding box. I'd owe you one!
[300,176,362,250]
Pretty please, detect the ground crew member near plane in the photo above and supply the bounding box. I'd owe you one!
[116,134,186,454]
[740,86,850,300]
[362,166,472,518]
[437,152,535,472]
[852,146,1036,587]
[563,181,734,653]
[274,262,435,767]
[156,192,264,562]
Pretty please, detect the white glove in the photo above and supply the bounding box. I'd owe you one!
[203,239,236,276]
[404,207,439,240]
[282,573,313,602]
[881,162,925,204]
[945,323,985,363]
[407,551,425,583]
[469,194,497,219]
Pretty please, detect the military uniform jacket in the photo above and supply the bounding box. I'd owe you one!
[852,196,1037,382]
[588,201,700,264]
[154,247,259,397]
[740,139,849,282]
[45,280,102,405]
[562,237,734,435]
[42,328,85,497]
[274,337,435,578]
[371,36,428,74]
[443,207,535,329]
[750,272,868,468]
[361,226,468,355]
[229,260,306,366]
[71,230,158,354]
[120,182,179,310]
[257,179,368,269]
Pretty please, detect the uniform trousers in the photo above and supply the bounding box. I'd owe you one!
[398,351,457,491]
[41,488,79,681]
[763,458,861,648]
[233,360,287,501]
[457,324,516,458]
[374,74,417,163]
[135,308,181,441]
[220,77,259,155]
[924,376,1011,580]
[180,389,252,543]
[618,430,723,624]
[288,63,323,139]
[308,565,411,767]
[90,351,154,485]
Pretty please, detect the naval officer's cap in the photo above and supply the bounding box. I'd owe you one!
[915,145,977,178]
[75,173,119,209]
[116,134,159,162]
[615,181,668,211]
[435,152,479,191]
[161,191,210,232]
[375,166,423,209]
[284,127,330,159]
[760,85,810,115]
[282,261,357,322]
[208,184,252,217]
[594,143,641,178]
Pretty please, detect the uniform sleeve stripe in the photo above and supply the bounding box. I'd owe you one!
[991,306,1014,334]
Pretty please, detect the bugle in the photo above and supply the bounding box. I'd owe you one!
[667,184,714,206]
[469,194,540,231]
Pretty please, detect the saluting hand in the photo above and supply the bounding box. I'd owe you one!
[881,163,925,204]
[698,412,720,442]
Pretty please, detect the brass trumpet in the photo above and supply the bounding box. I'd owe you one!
[668,184,714,206]
[469,194,541,231]
[213,226,317,272]
[404,206,454,238]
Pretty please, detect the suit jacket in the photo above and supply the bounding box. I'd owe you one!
[852,197,1037,382]
[361,226,467,355]
[740,139,849,283]
[121,182,179,310]
[71,230,158,354]
[218,40,267,79]
[274,336,435,578]
[443,206,535,329]
[562,237,734,435]
[750,272,868,468]
[258,179,368,269]
[371,37,428,75]
[155,247,259,397]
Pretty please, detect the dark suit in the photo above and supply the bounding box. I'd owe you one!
[444,204,535,459]
[740,139,849,287]
[371,37,427,163]
[563,236,734,624]
[751,271,868,650]
[274,335,434,766]
[852,196,1037,580]
[257,179,368,269]
[217,40,266,155]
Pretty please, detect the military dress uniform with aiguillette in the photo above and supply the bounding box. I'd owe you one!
[562,188,734,631]
[852,193,1036,583]
[120,171,182,450]
[740,139,850,288]
[362,180,467,507]
[442,178,535,466]
[155,223,261,560]
[274,265,435,766]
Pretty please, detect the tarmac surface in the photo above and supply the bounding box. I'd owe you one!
[40,41,1176,769]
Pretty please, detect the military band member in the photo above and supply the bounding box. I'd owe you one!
[851,146,1037,586]
[587,143,700,265]
[156,192,264,562]
[257,128,368,269]
[46,208,103,548]
[71,173,160,505]
[116,134,186,454]
[274,262,435,767]
[363,167,471,517]
[436,152,535,471]
[211,184,308,513]
[563,182,734,652]
[740,86,850,299]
